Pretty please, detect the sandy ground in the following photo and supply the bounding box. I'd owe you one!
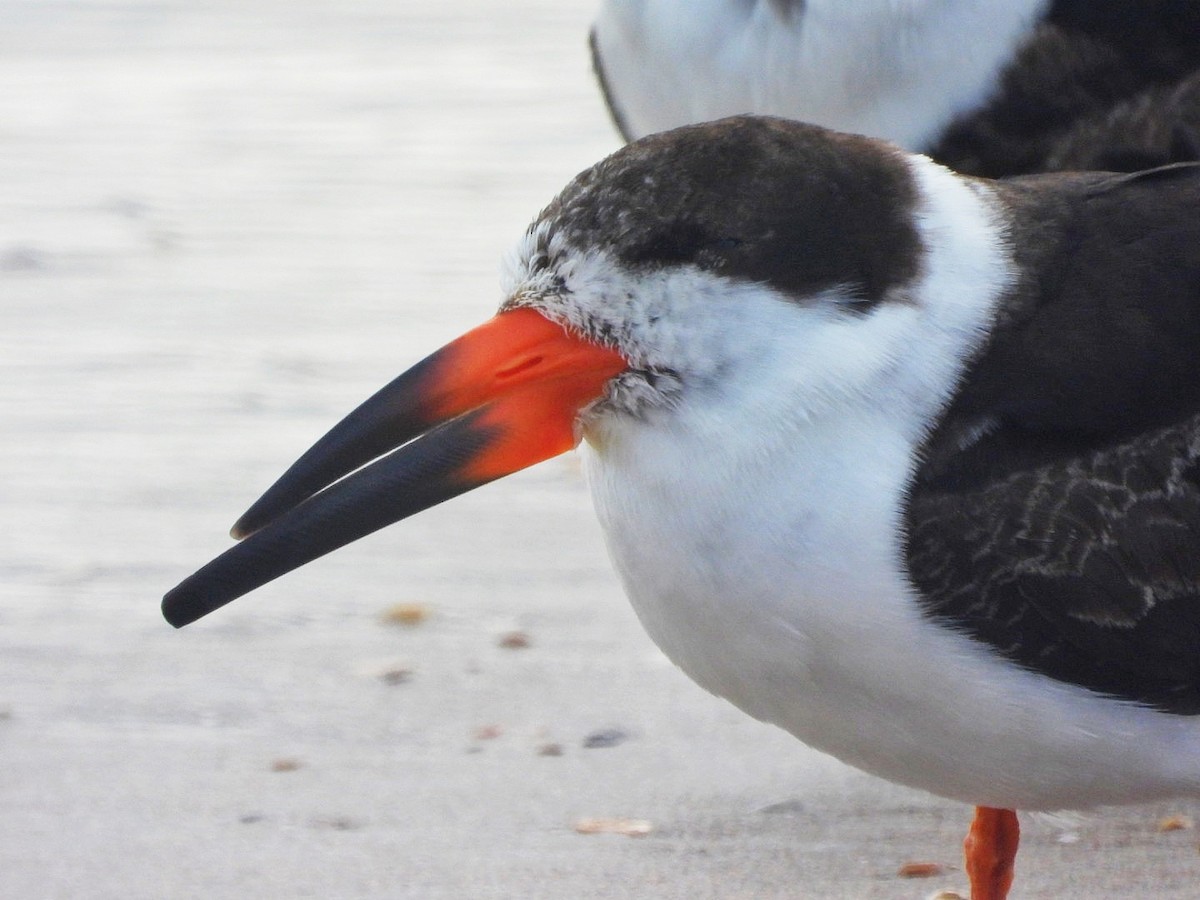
[2,2,1200,897]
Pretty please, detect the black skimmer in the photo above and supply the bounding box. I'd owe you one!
[165,117,1200,899]
[591,0,1200,175]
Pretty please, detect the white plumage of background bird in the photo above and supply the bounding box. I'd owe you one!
[591,0,1200,174]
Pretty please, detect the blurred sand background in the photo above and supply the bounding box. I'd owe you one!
[2,1,1199,896]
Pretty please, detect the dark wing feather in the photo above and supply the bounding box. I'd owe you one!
[905,165,1200,714]
[930,0,1200,176]
[908,416,1200,713]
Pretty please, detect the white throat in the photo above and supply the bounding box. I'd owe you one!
[594,0,1051,149]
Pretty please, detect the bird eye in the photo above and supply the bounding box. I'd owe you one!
[628,223,709,265]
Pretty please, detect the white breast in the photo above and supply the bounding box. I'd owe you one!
[593,0,1051,149]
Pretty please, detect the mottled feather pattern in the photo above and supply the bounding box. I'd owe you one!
[909,411,1200,714]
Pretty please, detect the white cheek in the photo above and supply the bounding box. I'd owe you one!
[550,252,909,412]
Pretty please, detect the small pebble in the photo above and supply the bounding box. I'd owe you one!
[538,742,564,757]
[498,630,531,649]
[473,724,503,741]
[271,758,302,772]
[239,813,265,825]
[583,728,630,749]
[380,667,413,685]
[926,891,967,900]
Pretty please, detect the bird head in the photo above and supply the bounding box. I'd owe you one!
[163,116,1002,627]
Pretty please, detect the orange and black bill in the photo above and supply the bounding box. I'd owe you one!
[162,308,627,628]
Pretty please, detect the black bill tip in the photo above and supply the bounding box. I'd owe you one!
[162,410,496,627]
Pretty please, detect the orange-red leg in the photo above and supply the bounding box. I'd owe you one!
[964,806,1019,900]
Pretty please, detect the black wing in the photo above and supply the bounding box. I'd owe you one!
[905,165,1200,714]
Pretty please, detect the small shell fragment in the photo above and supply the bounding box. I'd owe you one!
[498,630,531,649]
[473,724,503,741]
[1158,814,1194,832]
[270,758,302,772]
[898,862,946,879]
[573,817,653,837]
[926,892,967,900]
[380,603,430,626]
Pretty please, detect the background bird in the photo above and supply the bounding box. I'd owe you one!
[166,116,1200,899]
[591,0,1200,174]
